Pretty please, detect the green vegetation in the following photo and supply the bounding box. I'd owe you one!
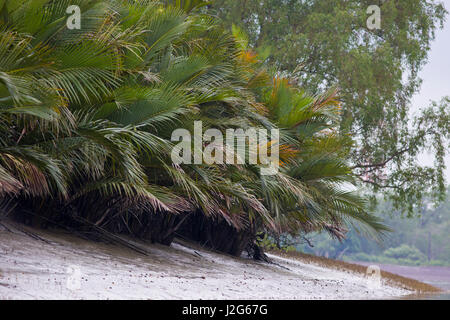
[0,0,448,262]
[0,0,390,257]
[213,0,450,214]
[297,190,450,266]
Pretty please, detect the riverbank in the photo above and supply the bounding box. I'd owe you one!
[350,261,450,299]
[271,250,441,294]
[0,221,430,300]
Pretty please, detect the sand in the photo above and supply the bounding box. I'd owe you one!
[0,224,412,300]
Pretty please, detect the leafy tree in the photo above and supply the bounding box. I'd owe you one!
[384,244,426,262]
[213,0,450,214]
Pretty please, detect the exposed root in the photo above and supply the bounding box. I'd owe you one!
[0,219,53,244]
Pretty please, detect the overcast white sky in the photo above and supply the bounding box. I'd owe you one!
[410,2,450,183]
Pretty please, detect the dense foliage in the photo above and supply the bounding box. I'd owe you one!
[213,0,450,215]
[0,0,389,256]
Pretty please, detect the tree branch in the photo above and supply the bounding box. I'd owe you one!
[351,147,410,170]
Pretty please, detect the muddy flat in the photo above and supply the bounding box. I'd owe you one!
[0,224,412,300]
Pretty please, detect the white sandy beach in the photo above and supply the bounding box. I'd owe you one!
[0,224,412,300]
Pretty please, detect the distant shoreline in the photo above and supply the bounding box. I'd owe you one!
[350,261,450,291]
[270,250,442,294]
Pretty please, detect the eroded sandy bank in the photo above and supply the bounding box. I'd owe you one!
[0,223,412,300]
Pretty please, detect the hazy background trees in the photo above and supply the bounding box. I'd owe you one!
[297,189,450,265]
